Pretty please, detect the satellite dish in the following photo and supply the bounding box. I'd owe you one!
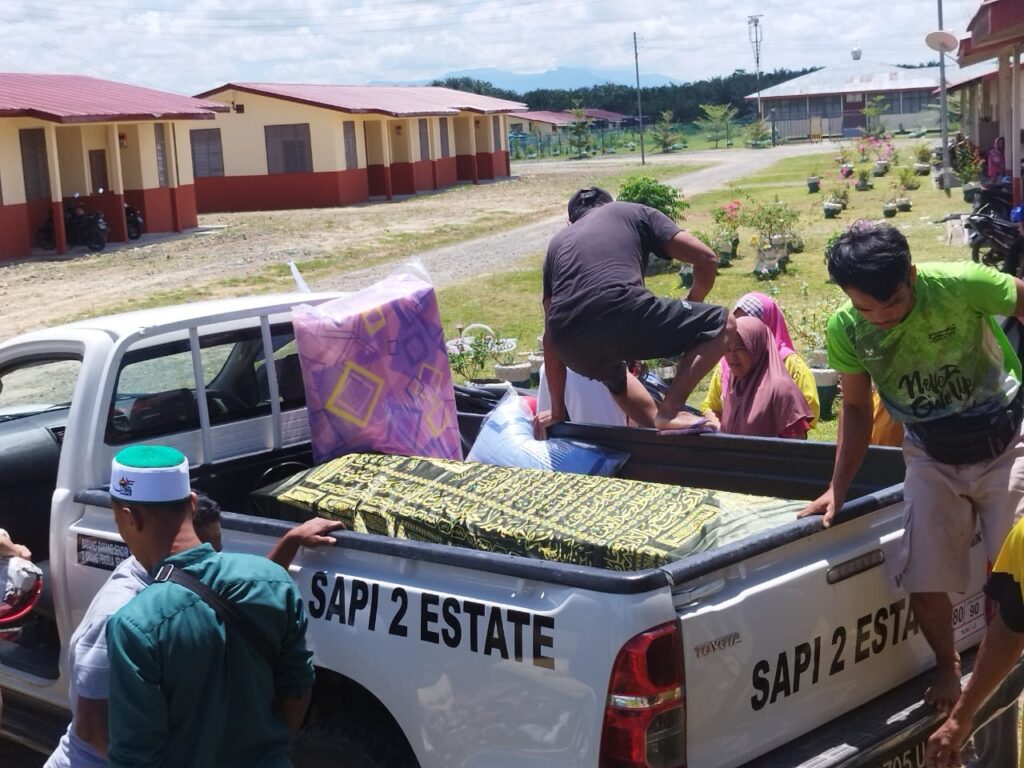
[926,30,959,53]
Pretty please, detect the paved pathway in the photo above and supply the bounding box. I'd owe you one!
[320,142,837,293]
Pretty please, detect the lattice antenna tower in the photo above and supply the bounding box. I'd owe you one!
[748,15,764,118]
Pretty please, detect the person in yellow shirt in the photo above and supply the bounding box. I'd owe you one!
[701,293,819,430]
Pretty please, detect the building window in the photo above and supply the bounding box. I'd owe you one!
[342,121,358,170]
[439,117,450,158]
[154,124,170,188]
[265,124,313,174]
[19,128,51,201]
[900,90,936,114]
[418,119,430,162]
[190,128,225,178]
[491,116,501,150]
[774,99,807,120]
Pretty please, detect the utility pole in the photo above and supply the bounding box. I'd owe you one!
[937,0,951,192]
[748,15,764,119]
[634,31,645,165]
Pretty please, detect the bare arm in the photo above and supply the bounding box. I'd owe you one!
[798,372,873,527]
[74,696,109,757]
[534,298,568,439]
[1013,277,1024,322]
[268,518,346,569]
[664,231,718,303]
[276,691,312,733]
[925,614,1024,767]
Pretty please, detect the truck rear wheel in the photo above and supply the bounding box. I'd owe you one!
[291,712,417,768]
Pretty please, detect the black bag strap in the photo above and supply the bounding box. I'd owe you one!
[153,563,276,669]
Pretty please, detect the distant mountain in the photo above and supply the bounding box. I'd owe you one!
[437,67,678,92]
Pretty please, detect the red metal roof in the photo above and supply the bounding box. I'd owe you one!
[510,110,578,126]
[195,83,525,117]
[0,74,226,124]
[959,0,1024,65]
[584,108,627,122]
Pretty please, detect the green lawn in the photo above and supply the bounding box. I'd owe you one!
[438,146,976,441]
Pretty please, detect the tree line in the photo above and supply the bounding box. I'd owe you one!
[431,67,818,123]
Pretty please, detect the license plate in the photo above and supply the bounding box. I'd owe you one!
[869,739,926,768]
[952,592,985,643]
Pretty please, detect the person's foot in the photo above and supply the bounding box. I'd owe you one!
[654,411,714,432]
[924,668,962,715]
[0,530,30,560]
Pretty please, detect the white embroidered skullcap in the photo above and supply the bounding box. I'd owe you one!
[110,445,190,504]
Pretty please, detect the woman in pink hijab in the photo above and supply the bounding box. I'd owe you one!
[721,316,813,438]
[701,292,819,430]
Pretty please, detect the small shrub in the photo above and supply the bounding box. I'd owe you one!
[618,176,689,221]
[898,166,921,190]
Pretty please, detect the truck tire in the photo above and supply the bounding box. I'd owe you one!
[291,713,418,768]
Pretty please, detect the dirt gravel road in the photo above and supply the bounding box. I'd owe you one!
[0,143,833,341]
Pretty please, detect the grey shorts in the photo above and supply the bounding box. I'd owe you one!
[551,296,728,395]
[897,420,1024,594]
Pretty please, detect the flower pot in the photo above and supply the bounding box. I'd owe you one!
[812,368,840,421]
[896,198,912,212]
[753,246,787,280]
[527,352,545,374]
[872,162,888,177]
[494,361,533,386]
[914,162,931,176]
[883,205,897,218]
[840,165,854,179]
[823,202,842,219]
[807,178,821,193]
[855,180,873,191]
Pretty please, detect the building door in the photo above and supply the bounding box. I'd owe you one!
[89,150,109,194]
[842,93,866,137]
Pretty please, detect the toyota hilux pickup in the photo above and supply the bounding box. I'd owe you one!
[0,293,1020,768]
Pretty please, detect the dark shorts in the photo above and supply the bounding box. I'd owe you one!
[550,295,728,395]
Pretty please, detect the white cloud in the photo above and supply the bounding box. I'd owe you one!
[0,0,984,94]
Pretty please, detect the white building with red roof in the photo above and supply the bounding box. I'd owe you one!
[190,83,525,212]
[0,73,224,260]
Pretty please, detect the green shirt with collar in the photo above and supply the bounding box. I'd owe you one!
[106,544,314,768]
[826,261,1021,424]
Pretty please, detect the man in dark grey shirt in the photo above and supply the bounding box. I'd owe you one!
[537,188,734,433]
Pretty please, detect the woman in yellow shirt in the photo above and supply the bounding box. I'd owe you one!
[701,292,819,430]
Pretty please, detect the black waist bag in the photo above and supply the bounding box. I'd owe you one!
[909,389,1024,465]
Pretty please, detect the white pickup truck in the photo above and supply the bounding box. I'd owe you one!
[0,293,1021,768]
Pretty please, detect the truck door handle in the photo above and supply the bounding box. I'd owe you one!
[826,549,886,584]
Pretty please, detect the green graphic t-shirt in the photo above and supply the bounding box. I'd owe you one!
[826,262,1020,424]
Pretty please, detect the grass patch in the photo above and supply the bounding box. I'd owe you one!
[439,144,974,442]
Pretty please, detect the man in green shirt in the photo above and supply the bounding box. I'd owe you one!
[105,446,315,768]
[800,225,1024,715]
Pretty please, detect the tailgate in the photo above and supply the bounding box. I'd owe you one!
[673,500,991,768]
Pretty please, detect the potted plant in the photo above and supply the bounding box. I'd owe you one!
[709,200,742,260]
[828,182,850,209]
[447,330,497,384]
[913,142,932,176]
[693,230,732,268]
[897,166,921,191]
[807,170,821,193]
[882,201,898,218]
[823,200,843,219]
[740,196,800,280]
[895,196,912,212]
[854,166,873,191]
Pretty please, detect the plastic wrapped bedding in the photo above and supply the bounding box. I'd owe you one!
[251,453,804,571]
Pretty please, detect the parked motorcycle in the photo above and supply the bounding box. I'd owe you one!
[964,210,1019,269]
[33,193,107,252]
[125,203,144,240]
[973,176,1014,219]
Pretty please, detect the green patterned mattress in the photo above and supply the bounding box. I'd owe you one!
[250,453,802,571]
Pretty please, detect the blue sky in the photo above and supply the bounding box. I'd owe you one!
[0,0,981,95]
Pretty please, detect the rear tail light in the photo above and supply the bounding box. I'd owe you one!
[600,621,686,768]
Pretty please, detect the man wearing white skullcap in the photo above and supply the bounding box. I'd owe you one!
[46,446,335,768]
[102,445,314,768]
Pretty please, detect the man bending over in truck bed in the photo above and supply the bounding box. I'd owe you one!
[45,485,342,768]
[534,187,735,436]
[800,223,1024,713]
